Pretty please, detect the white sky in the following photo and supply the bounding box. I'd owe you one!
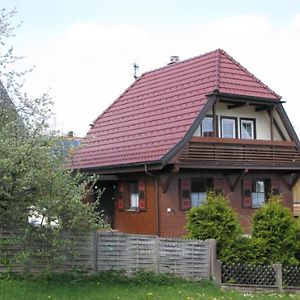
[2,1,300,137]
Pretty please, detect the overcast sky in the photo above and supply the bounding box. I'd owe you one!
[2,0,300,136]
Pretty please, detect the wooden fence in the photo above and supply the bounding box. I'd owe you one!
[0,229,214,281]
[215,260,300,292]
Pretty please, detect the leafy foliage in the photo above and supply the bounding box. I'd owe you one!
[0,9,106,275]
[252,195,298,265]
[186,192,242,260]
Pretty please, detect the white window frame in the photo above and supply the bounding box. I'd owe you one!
[240,119,255,140]
[252,180,265,208]
[201,116,214,137]
[221,117,237,138]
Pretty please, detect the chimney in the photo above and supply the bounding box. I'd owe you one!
[168,56,180,65]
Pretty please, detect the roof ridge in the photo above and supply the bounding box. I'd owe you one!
[213,49,222,92]
[141,49,220,77]
[220,49,281,99]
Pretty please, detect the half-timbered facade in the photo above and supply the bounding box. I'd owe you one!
[73,49,300,236]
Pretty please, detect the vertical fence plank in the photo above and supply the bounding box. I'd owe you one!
[93,231,98,274]
[208,239,217,279]
[273,263,283,292]
[215,260,222,288]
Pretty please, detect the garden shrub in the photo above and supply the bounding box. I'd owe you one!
[252,195,298,265]
[220,235,268,265]
[186,192,242,260]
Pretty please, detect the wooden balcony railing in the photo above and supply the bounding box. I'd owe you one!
[178,137,300,169]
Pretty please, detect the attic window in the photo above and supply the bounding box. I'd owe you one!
[201,117,214,137]
[221,117,237,138]
[240,118,255,139]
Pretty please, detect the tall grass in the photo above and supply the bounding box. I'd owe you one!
[0,271,299,300]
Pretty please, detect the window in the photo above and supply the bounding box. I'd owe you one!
[191,179,213,207]
[252,180,265,208]
[240,119,255,139]
[130,181,139,209]
[243,179,271,208]
[201,117,214,137]
[221,117,237,138]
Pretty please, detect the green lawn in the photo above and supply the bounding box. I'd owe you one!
[0,273,300,300]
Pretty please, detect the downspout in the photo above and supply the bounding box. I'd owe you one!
[144,164,160,236]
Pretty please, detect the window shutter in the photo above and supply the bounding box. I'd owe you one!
[271,179,280,195]
[180,179,191,210]
[214,178,223,193]
[138,180,146,210]
[116,181,125,211]
[243,179,252,208]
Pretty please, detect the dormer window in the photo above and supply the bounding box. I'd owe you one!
[221,117,237,138]
[201,116,214,137]
[240,118,256,139]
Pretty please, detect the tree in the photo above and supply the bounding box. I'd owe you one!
[186,192,242,260]
[0,8,103,230]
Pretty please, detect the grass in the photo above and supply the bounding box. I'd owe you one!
[0,271,300,300]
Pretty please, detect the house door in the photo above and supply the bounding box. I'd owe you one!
[93,181,115,228]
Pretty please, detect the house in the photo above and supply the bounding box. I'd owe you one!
[72,49,300,236]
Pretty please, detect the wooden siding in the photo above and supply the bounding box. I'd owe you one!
[178,137,300,169]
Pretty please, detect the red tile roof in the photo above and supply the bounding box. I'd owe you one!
[72,49,281,170]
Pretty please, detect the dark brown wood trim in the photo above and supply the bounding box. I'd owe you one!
[269,109,274,141]
[161,168,179,193]
[276,104,300,147]
[291,173,300,189]
[232,171,246,192]
[278,174,292,191]
[228,102,247,109]
[213,92,282,103]
[255,105,272,112]
[212,104,217,137]
[273,117,287,141]
[239,118,256,140]
[220,116,238,139]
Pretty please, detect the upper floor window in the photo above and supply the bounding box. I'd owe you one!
[221,117,237,138]
[240,119,255,139]
[201,116,214,137]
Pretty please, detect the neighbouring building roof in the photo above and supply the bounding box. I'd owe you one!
[72,49,281,171]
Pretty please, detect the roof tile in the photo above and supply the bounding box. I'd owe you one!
[72,49,281,170]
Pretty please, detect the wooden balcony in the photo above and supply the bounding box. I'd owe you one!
[177,137,300,169]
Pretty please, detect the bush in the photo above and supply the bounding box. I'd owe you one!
[220,236,268,265]
[186,192,242,260]
[252,195,298,265]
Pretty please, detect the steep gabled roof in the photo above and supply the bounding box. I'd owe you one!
[72,49,281,170]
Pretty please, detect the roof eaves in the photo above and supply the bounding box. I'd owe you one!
[276,103,300,150]
[212,92,284,104]
[73,159,164,174]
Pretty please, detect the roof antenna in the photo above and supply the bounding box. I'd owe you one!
[133,63,139,80]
